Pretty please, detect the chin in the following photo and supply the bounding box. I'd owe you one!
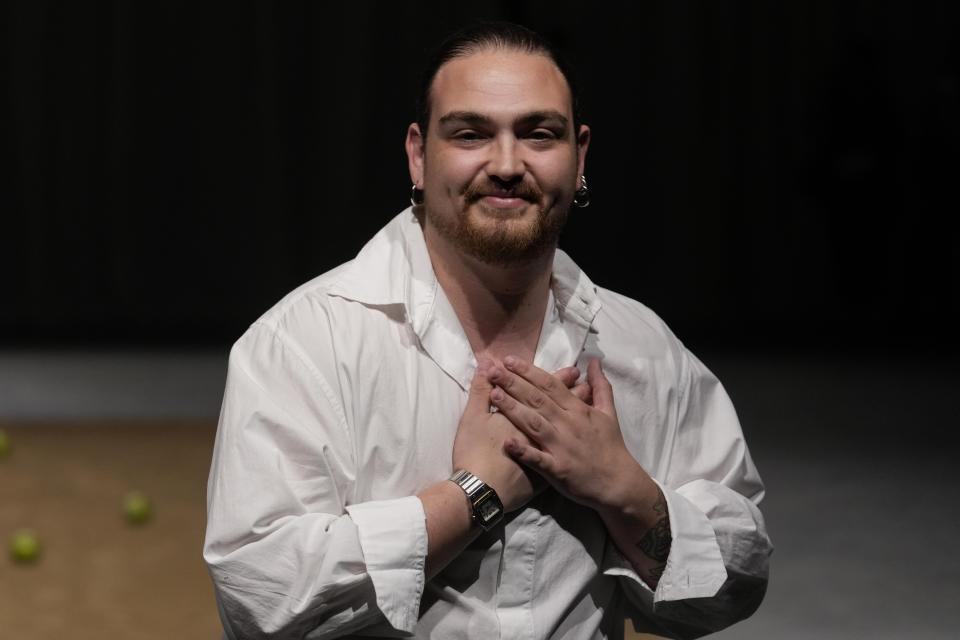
[462,204,567,266]
[425,199,569,266]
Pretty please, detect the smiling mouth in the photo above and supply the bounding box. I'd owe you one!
[463,180,543,209]
[478,194,530,209]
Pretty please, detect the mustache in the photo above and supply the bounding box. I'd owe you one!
[462,180,543,203]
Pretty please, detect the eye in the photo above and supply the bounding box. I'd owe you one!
[524,128,563,145]
[452,130,486,142]
[528,129,557,140]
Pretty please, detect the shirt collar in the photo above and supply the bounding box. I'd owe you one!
[327,208,602,389]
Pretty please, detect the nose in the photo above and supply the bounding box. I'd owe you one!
[485,134,524,183]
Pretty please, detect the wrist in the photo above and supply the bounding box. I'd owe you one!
[449,469,505,531]
[593,455,659,524]
[417,480,482,579]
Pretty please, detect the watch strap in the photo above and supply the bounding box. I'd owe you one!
[449,469,504,530]
[450,469,486,499]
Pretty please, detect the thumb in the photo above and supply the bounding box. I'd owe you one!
[587,358,617,418]
[465,358,494,414]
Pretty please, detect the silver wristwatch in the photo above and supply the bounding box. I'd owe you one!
[449,469,504,531]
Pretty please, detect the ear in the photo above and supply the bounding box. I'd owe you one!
[575,124,591,182]
[405,123,426,187]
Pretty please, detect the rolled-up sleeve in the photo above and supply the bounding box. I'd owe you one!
[345,498,427,633]
[203,323,427,639]
[606,347,773,638]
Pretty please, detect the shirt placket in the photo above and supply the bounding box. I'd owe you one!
[495,509,539,639]
[493,290,595,639]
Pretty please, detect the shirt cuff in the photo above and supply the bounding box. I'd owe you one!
[345,496,427,634]
[603,478,727,602]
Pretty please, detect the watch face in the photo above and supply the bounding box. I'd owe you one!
[477,494,502,523]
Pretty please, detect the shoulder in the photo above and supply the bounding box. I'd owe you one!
[254,261,356,337]
[237,210,414,351]
[589,285,728,420]
[225,261,359,386]
[592,285,686,363]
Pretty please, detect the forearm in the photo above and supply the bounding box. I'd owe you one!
[596,468,672,588]
[417,480,481,578]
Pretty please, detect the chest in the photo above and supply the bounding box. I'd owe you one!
[338,321,467,501]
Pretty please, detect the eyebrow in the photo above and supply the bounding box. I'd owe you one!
[437,110,570,129]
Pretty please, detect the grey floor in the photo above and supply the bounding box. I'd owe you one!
[0,350,228,421]
[708,355,959,640]
[2,350,957,639]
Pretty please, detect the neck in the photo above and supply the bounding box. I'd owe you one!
[422,222,553,366]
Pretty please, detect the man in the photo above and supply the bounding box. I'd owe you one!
[204,22,771,640]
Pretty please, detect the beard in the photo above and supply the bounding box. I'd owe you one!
[422,179,570,267]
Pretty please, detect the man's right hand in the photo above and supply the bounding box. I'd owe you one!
[452,361,541,512]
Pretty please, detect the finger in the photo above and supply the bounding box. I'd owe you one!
[488,364,562,419]
[490,386,557,444]
[465,358,495,415]
[504,437,557,477]
[570,382,593,405]
[502,356,577,410]
[587,358,617,418]
[552,366,581,389]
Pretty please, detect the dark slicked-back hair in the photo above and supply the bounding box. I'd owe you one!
[415,21,582,140]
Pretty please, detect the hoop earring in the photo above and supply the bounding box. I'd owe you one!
[573,175,590,208]
[410,184,425,206]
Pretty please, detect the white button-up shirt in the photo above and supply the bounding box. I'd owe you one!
[204,209,772,639]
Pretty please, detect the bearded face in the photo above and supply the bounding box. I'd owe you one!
[407,48,588,268]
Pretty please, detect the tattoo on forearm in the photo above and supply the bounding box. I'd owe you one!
[648,564,665,581]
[636,490,671,578]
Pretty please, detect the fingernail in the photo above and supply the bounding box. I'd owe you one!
[491,388,503,401]
[504,355,517,368]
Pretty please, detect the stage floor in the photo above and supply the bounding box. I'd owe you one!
[2,351,958,638]
[0,422,221,640]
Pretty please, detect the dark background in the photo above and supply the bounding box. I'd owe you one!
[4,1,958,354]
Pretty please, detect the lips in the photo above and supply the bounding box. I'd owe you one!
[476,188,529,200]
[479,194,528,208]
[463,180,543,206]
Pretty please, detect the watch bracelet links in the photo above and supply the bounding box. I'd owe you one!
[450,469,487,499]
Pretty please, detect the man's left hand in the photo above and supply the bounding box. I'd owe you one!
[488,356,673,587]
[487,357,648,512]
